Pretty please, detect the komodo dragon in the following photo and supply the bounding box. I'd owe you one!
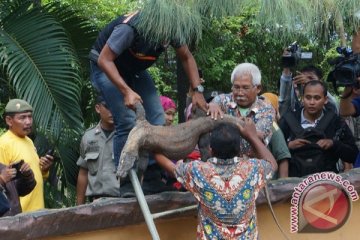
[116,103,245,179]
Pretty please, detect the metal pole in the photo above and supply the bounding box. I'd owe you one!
[152,205,197,219]
[129,169,160,240]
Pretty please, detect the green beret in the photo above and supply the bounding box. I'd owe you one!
[5,99,33,113]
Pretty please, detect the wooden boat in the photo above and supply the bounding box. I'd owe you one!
[1,168,359,240]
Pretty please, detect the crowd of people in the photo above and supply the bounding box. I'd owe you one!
[1,10,360,240]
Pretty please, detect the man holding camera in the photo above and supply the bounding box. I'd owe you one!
[339,79,360,116]
[0,99,54,212]
[339,32,360,117]
[279,48,338,116]
[0,161,36,217]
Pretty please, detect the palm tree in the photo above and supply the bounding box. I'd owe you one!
[0,0,97,206]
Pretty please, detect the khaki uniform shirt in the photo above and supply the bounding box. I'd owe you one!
[77,123,119,197]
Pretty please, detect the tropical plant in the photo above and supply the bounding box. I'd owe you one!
[135,0,360,45]
[0,0,98,206]
[194,11,287,94]
[46,0,138,28]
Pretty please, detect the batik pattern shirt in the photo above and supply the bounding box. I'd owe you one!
[212,94,275,156]
[175,157,274,240]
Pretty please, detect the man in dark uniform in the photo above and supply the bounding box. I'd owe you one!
[89,12,210,169]
[90,12,222,195]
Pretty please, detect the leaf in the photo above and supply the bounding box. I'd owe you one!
[0,3,84,139]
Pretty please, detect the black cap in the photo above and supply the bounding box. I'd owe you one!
[96,95,105,104]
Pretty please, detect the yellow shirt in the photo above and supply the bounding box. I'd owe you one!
[0,130,45,212]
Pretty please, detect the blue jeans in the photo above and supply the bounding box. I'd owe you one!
[90,61,165,167]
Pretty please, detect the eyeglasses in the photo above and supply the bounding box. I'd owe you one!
[232,84,257,93]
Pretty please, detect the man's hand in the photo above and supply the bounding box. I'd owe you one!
[257,131,265,142]
[238,117,258,141]
[76,167,88,205]
[292,72,309,85]
[192,91,207,112]
[123,89,142,109]
[288,139,311,149]
[40,154,54,172]
[154,153,176,177]
[19,162,33,177]
[239,117,278,171]
[339,78,360,116]
[0,167,16,183]
[207,102,224,120]
[316,139,333,150]
[282,49,291,76]
[341,86,354,99]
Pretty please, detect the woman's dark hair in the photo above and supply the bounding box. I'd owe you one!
[210,123,241,159]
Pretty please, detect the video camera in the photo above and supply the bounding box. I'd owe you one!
[281,41,313,68]
[327,47,360,94]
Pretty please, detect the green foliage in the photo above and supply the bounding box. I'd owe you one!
[256,0,360,41]
[149,47,178,100]
[136,0,249,45]
[194,9,286,94]
[319,40,344,93]
[151,4,341,98]
[44,179,77,208]
[148,67,174,97]
[45,0,138,28]
[127,0,360,48]
[0,0,84,139]
[137,0,202,45]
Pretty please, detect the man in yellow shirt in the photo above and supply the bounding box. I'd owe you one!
[0,99,54,212]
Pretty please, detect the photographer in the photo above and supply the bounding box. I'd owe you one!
[0,162,36,217]
[339,79,360,116]
[340,81,360,170]
[339,32,360,117]
[279,48,339,116]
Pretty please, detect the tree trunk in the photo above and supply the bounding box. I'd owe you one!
[336,12,346,47]
[176,57,189,123]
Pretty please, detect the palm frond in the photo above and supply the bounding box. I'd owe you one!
[0,0,32,22]
[0,4,83,139]
[42,2,98,63]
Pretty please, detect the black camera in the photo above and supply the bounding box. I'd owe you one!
[281,41,312,68]
[11,160,24,179]
[327,47,360,94]
[46,148,54,156]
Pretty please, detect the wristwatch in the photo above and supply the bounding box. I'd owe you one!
[193,84,204,93]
